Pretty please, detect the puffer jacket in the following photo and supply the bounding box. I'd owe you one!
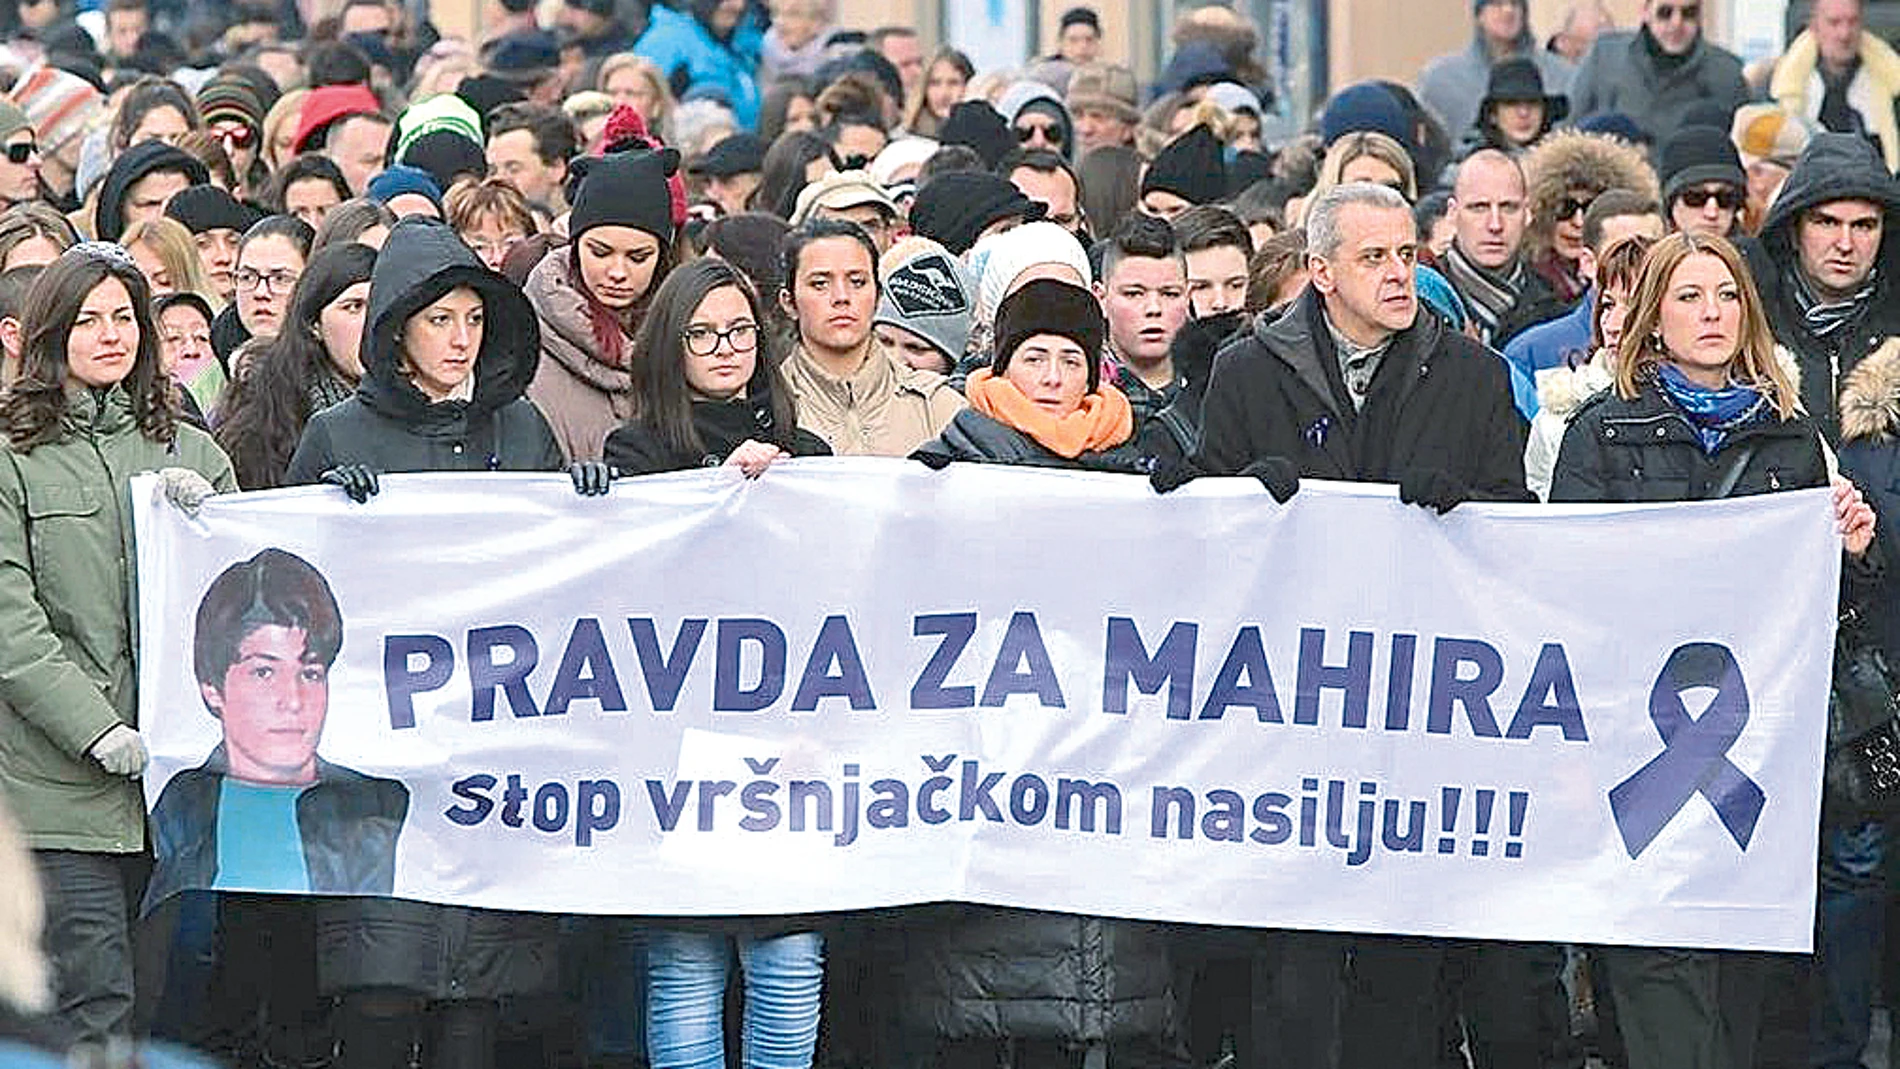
[285,218,563,482]
[782,340,966,457]
[525,249,637,464]
[0,386,234,852]
[1549,378,1827,504]
[278,217,561,1002]
[1742,132,1900,444]
[1567,28,1748,144]
[634,3,762,129]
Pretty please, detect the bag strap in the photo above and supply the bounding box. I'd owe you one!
[1706,441,1761,499]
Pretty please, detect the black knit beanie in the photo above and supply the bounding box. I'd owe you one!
[908,171,1046,255]
[937,100,1016,170]
[1140,125,1227,207]
[165,184,264,234]
[568,147,681,242]
[1660,124,1747,204]
[400,130,489,193]
[993,278,1106,391]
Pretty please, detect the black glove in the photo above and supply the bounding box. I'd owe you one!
[1149,457,1203,494]
[913,449,953,471]
[1398,468,1470,514]
[1240,457,1299,503]
[569,461,613,496]
[319,463,379,503]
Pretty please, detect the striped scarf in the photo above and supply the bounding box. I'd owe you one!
[1790,265,1877,340]
[1441,244,1527,344]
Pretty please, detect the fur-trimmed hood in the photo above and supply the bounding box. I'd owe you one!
[1522,130,1659,254]
[1839,338,1900,442]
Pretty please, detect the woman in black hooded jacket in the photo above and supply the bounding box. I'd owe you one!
[283,216,603,1069]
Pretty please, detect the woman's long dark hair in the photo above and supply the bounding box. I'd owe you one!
[3,245,176,450]
[111,77,202,152]
[629,258,795,460]
[215,243,376,488]
[751,131,840,220]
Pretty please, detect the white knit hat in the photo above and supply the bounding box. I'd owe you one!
[967,221,1093,324]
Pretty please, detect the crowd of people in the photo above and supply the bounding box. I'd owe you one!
[0,0,1894,1065]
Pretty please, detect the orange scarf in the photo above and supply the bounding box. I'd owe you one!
[965,369,1135,459]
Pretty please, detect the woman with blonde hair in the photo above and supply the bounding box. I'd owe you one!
[259,88,309,173]
[1287,131,1417,227]
[444,177,538,272]
[122,216,218,305]
[1549,231,1876,1069]
[0,204,77,271]
[598,54,676,143]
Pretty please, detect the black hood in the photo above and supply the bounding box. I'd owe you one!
[361,216,541,423]
[94,141,210,242]
[1760,132,1900,256]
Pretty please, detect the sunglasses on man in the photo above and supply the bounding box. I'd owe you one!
[3,141,35,165]
[1653,3,1699,21]
[1678,187,1742,211]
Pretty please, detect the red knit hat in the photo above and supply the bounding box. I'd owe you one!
[594,104,687,228]
[291,84,382,154]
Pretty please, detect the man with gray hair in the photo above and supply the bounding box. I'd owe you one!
[1184,180,1535,1067]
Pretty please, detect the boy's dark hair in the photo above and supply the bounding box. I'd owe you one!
[1172,204,1253,258]
[1098,211,1182,281]
[193,549,343,701]
[305,39,373,88]
[1582,188,1661,252]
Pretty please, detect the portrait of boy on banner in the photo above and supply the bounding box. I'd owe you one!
[147,548,409,901]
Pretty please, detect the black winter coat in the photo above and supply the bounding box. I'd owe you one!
[1138,311,1245,468]
[913,407,1151,473]
[280,218,562,1002]
[903,398,1176,1056]
[1548,380,1828,504]
[1743,132,1900,443]
[284,218,564,483]
[604,395,831,475]
[1194,289,1531,500]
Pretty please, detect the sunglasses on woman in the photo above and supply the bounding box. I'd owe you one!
[212,123,256,149]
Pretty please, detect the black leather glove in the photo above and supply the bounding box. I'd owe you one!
[319,463,379,503]
[913,449,953,471]
[569,461,613,496]
[1240,457,1299,503]
[1149,457,1203,494]
[1398,468,1471,514]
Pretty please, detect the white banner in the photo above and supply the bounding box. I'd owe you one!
[134,460,1840,952]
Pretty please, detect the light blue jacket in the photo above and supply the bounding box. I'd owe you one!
[635,4,763,130]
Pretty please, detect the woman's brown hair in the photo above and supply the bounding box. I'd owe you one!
[3,244,177,450]
[1612,231,1796,419]
[1589,232,1654,354]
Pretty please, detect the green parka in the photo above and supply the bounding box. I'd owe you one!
[0,386,235,852]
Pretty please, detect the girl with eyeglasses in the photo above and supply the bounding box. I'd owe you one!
[605,257,828,474]
[217,213,313,371]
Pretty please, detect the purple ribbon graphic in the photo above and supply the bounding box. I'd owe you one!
[1609,643,1765,859]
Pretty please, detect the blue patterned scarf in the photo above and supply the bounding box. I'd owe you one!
[1656,364,1770,455]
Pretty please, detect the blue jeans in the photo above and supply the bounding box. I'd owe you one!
[1812,819,1886,1069]
[645,929,823,1069]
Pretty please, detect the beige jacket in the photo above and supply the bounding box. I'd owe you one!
[524,250,637,463]
[782,340,966,456]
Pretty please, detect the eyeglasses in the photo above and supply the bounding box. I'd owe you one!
[235,267,300,293]
[1654,3,1699,20]
[3,141,36,165]
[464,235,524,260]
[1016,124,1065,146]
[1555,195,1595,220]
[1677,187,1742,211]
[211,123,255,149]
[681,321,758,356]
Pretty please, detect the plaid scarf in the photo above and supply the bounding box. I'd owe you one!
[1442,244,1527,344]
